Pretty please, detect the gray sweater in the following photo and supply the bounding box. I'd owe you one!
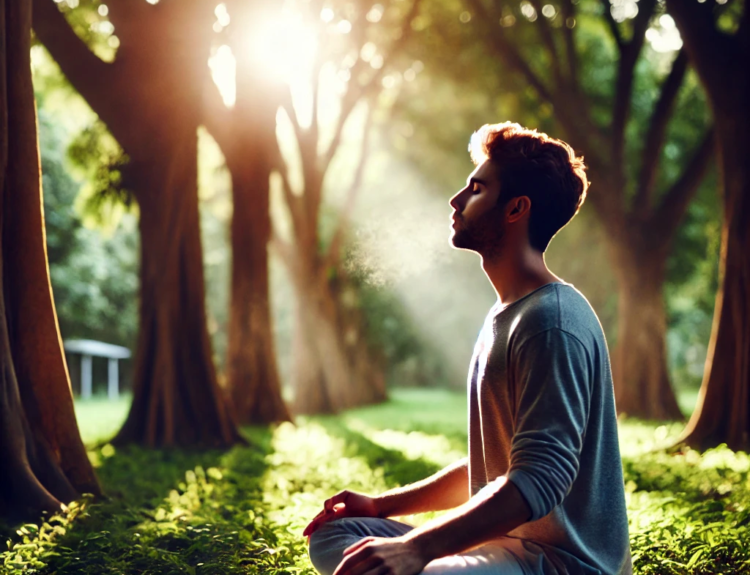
[468,283,631,575]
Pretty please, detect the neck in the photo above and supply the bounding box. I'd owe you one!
[480,244,560,308]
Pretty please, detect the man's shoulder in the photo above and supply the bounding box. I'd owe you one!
[503,283,605,350]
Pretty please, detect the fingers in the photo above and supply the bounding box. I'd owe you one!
[304,514,329,537]
[333,544,379,575]
[305,491,351,537]
[325,491,349,512]
[303,509,328,536]
[343,536,374,556]
[304,503,349,536]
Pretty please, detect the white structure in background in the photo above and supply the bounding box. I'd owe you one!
[63,339,131,400]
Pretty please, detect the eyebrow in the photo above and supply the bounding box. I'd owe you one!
[466,176,488,187]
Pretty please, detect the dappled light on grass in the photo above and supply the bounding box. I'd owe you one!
[3,390,750,573]
[623,444,750,572]
[346,421,466,468]
[259,422,391,572]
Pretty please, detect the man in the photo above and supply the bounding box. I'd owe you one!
[304,122,631,575]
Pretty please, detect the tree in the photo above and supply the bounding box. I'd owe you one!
[32,0,241,447]
[434,0,715,418]
[0,0,100,519]
[667,0,750,450]
[203,0,291,425]
[263,0,422,413]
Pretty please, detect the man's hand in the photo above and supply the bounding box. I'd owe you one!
[332,536,429,575]
[303,490,379,538]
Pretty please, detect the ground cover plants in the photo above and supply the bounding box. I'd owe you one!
[2,389,749,574]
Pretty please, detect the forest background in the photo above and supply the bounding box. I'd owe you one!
[1,0,749,572]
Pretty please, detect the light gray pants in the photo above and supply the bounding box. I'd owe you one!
[308,517,533,575]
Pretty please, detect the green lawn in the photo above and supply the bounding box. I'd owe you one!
[2,388,749,574]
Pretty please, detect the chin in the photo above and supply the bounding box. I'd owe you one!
[450,230,477,251]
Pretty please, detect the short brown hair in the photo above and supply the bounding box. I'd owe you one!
[469,122,588,252]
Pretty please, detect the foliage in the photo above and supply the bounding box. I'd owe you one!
[3,390,749,574]
[67,119,135,230]
[345,266,452,388]
[38,106,138,350]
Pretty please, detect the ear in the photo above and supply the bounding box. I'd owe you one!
[506,196,531,223]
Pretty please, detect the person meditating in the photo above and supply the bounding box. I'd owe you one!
[303,122,631,575]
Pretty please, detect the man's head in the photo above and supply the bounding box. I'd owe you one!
[449,122,588,255]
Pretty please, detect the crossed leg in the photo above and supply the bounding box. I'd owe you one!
[308,517,529,575]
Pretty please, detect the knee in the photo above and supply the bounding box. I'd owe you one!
[308,519,353,575]
[308,517,406,575]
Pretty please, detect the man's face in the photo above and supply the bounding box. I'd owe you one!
[449,160,505,253]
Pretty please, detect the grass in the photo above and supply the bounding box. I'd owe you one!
[2,388,749,574]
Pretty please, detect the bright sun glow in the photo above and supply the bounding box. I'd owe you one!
[247,12,318,82]
[247,10,318,125]
[209,5,319,121]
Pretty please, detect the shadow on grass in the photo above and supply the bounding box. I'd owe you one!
[316,418,443,488]
[1,428,305,575]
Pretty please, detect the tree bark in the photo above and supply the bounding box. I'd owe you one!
[113,149,242,447]
[667,0,750,451]
[1,0,100,519]
[225,166,290,424]
[610,236,683,420]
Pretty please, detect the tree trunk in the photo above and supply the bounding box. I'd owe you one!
[681,114,750,450]
[113,144,242,447]
[291,262,387,414]
[30,0,243,448]
[225,166,290,424]
[1,0,100,519]
[204,39,291,425]
[610,240,683,420]
[665,0,750,450]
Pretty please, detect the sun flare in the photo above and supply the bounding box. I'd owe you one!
[208,3,318,114]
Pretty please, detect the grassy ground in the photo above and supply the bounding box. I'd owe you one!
[2,388,749,574]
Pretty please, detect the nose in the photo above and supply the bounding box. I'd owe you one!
[450,186,469,213]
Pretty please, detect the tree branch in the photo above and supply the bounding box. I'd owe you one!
[529,0,564,88]
[201,78,234,155]
[599,0,623,48]
[610,0,657,188]
[665,0,736,107]
[653,128,715,240]
[633,49,688,213]
[272,146,307,246]
[324,104,374,269]
[319,0,422,177]
[560,0,579,87]
[466,0,554,103]
[280,84,305,147]
[31,0,122,127]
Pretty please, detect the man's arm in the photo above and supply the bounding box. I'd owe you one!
[303,458,469,537]
[375,457,469,517]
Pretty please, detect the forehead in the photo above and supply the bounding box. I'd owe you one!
[467,160,499,185]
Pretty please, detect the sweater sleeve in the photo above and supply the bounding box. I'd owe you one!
[506,328,591,521]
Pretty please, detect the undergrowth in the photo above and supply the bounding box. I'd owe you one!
[1,389,749,574]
